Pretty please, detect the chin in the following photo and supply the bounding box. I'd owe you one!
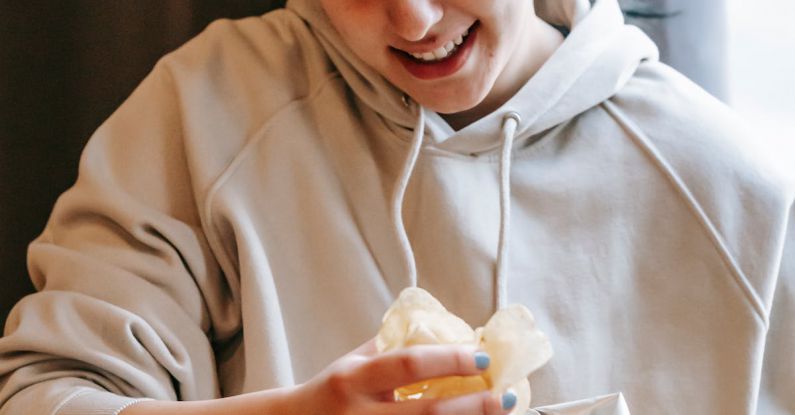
[427,102,476,115]
[412,88,486,115]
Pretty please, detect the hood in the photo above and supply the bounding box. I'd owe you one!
[285,0,659,310]
[286,0,659,156]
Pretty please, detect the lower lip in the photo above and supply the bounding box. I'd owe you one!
[393,23,479,80]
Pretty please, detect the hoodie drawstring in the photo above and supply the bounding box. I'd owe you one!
[391,106,521,312]
[392,106,426,289]
[496,112,521,310]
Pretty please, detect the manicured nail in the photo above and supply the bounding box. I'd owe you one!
[474,351,490,370]
[502,390,517,410]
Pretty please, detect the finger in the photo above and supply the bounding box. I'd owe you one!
[372,390,510,415]
[354,344,488,393]
[349,337,379,357]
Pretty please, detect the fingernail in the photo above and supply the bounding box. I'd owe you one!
[474,351,490,370]
[502,390,517,410]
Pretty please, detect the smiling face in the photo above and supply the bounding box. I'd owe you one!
[320,0,545,116]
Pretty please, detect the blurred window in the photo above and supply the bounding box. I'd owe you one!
[728,0,795,145]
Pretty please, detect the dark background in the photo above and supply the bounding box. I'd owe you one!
[0,0,726,332]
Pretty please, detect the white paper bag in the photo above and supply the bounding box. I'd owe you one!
[527,392,630,415]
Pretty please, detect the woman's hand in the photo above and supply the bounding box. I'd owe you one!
[122,337,516,415]
[293,337,516,415]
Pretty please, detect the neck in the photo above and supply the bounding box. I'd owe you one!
[443,17,564,131]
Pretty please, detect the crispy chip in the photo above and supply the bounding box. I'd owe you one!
[479,305,553,392]
[377,287,475,352]
[510,378,531,414]
[396,375,488,400]
[377,287,552,414]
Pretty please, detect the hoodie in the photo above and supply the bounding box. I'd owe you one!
[1,0,793,414]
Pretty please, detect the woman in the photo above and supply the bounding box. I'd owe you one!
[0,0,792,414]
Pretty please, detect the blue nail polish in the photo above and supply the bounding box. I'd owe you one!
[502,391,517,410]
[474,352,490,370]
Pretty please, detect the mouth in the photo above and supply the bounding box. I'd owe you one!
[391,21,480,80]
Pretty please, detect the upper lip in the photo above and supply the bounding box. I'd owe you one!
[391,22,475,54]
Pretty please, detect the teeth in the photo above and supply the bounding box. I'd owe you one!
[408,26,472,62]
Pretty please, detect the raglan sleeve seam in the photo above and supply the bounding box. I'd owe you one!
[601,100,768,324]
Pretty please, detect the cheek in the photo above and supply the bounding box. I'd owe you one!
[349,36,392,75]
[490,2,529,46]
[323,3,379,47]
[482,17,523,72]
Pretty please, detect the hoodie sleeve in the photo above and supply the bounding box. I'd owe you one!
[0,56,235,415]
[757,203,795,414]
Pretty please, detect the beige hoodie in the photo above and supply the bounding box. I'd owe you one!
[1,0,793,414]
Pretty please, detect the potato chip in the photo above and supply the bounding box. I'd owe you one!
[376,287,476,352]
[396,375,488,400]
[377,287,553,415]
[509,378,531,414]
[480,305,553,392]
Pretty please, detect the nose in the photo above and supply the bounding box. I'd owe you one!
[387,0,443,42]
